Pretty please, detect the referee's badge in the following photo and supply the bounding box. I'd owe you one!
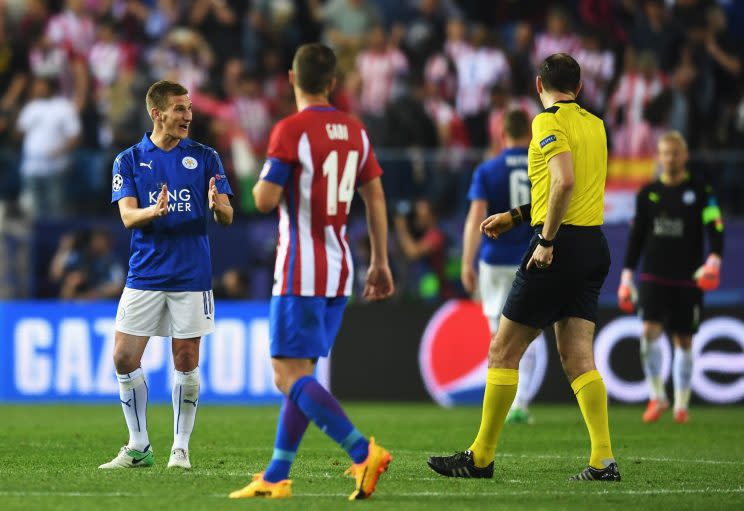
[182,156,198,169]
[683,190,696,205]
[112,173,123,191]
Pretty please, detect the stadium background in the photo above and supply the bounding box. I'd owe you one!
[0,0,742,407]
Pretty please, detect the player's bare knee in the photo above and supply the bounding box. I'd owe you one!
[173,351,198,372]
[487,337,521,368]
[173,349,199,371]
[113,350,140,374]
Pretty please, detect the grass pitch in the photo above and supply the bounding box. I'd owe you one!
[1,403,743,510]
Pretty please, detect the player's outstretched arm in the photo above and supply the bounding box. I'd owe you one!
[118,184,168,229]
[358,177,394,300]
[209,177,233,225]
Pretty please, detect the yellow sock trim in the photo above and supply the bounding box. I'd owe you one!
[571,369,601,394]
[573,371,614,469]
[468,368,518,468]
[486,368,519,386]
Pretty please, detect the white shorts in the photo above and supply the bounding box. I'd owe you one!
[115,287,215,338]
[478,262,518,327]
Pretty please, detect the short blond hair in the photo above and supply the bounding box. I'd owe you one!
[658,130,688,151]
[146,80,188,118]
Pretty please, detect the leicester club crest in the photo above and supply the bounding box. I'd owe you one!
[182,156,198,170]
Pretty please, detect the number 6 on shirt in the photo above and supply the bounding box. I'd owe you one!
[323,150,358,215]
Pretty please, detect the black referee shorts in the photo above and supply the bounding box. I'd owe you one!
[502,225,610,330]
[639,281,702,334]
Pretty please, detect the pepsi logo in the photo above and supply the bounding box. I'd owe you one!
[419,300,491,407]
[419,299,548,407]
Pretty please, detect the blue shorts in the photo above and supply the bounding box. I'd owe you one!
[269,295,349,359]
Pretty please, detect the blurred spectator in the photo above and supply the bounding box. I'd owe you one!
[381,75,438,200]
[356,25,408,137]
[574,30,615,114]
[46,0,95,59]
[45,0,94,109]
[508,22,534,97]
[189,0,242,72]
[50,229,124,300]
[0,21,28,140]
[15,0,50,48]
[630,0,684,72]
[138,0,182,42]
[394,199,449,299]
[402,0,457,64]
[314,0,381,71]
[704,4,742,146]
[487,84,539,157]
[578,0,630,43]
[16,77,80,218]
[382,75,438,149]
[28,30,70,89]
[214,268,249,299]
[424,51,455,101]
[88,18,135,94]
[193,71,272,156]
[450,23,511,147]
[148,27,215,89]
[260,48,292,116]
[608,50,667,156]
[666,46,698,139]
[423,80,468,150]
[532,7,581,70]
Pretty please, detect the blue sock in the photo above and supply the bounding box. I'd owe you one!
[263,398,309,483]
[289,376,369,464]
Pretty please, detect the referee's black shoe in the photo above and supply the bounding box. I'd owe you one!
[427,450,493,478]
[569,462,621,481]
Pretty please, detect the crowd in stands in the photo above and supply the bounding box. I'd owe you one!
[0,0,743,299]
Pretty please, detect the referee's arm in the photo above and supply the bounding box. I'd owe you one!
[540,151,574,241]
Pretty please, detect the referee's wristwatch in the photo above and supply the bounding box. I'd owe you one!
[537,233,554,247]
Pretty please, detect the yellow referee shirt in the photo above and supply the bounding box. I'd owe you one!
[528,100,607,226]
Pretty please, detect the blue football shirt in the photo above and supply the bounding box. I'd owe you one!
[111,133,233,291]
[467,147,533,265]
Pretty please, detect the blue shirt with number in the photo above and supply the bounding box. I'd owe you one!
[467,147,532,265]
[111,133,233,291]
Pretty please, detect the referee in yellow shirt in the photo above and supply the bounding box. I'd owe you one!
[428,53,619,482]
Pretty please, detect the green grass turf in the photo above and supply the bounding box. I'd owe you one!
[1,403,743,510]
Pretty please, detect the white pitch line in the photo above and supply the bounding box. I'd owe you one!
[3,487,743,499]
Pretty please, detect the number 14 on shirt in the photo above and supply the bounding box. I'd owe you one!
[322,150,358,215]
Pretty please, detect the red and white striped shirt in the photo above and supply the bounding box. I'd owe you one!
[448,44,511,116]
[46,11,95,58]
[356,48,408,116]
[260,106,383,297]
[532,33,581,69]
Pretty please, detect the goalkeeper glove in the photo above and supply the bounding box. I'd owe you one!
[617,269,637,314]
[694,254,721,291]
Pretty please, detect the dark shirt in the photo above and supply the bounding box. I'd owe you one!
[624,173,724,284]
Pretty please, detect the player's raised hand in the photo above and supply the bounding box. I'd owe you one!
[617,269,637,313]
[208,177,218,210]
[480,211,514,240]
[694,253,721,291]
[154,184,168,217]
[363,264,394,301]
